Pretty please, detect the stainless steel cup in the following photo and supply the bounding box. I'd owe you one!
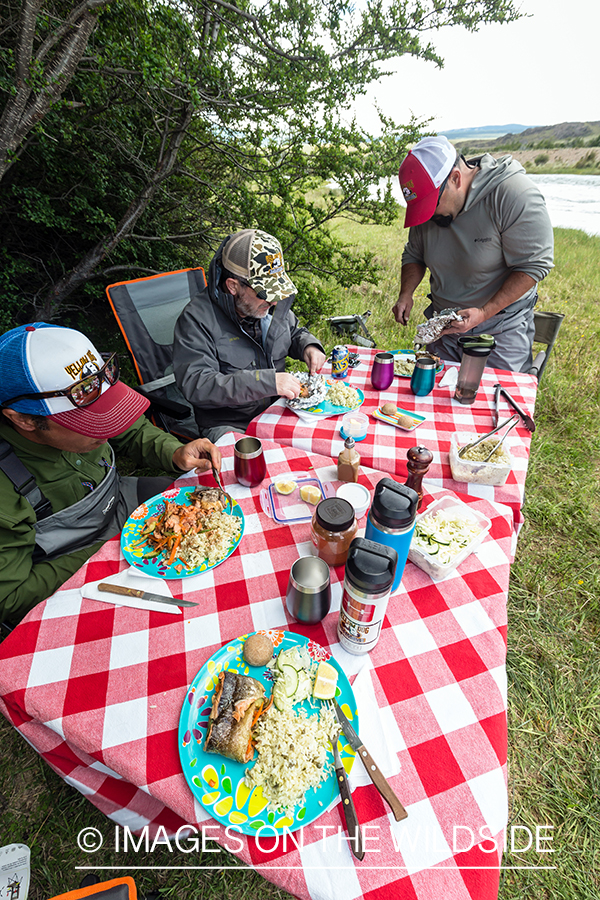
[285,556,331,624]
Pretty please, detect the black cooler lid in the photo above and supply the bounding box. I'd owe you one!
[345,537,398,592]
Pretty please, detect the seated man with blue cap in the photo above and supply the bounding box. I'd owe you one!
[0,323,221,627]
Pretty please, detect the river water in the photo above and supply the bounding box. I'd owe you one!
[386,173,600,237]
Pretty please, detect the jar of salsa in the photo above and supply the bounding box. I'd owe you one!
[310,497,357,567]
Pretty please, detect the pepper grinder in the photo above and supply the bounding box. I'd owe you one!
[404,445,433,509]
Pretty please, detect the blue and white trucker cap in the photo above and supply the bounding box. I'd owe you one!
[0,324,149,438]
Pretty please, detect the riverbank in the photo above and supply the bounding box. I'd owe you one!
[479,146,600,177]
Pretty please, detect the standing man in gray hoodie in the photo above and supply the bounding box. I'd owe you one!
[392,135,554,372]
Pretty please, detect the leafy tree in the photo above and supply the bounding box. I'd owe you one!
[0,0,522,325]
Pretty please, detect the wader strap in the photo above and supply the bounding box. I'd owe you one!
[0,438,53,521]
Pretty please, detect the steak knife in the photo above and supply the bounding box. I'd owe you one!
[334,701,408,821]
[331,738,365,861]
[98,583,197,608]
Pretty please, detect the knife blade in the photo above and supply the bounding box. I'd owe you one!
[334,700,408,822]
[498,386,536,432]
[97,583,197,608]
[331,738,365,861]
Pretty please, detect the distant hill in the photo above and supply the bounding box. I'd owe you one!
[442,124,530,141]
[453,121,600,149]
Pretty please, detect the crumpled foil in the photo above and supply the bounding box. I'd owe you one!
[415,309,463,346]
[286,372,329,409]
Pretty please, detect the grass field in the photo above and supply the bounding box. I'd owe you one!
[1,217,599,899]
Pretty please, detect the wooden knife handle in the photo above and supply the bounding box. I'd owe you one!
[98,583,144,599]
[357,745,408,822]
[335,764,365,861]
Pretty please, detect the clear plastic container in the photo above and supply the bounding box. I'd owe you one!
[449,433,512,486]
[262,473,327,523]
[408,494,492,581]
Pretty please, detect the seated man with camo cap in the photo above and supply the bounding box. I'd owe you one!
[0,323,221,627]
[173,229,326,442]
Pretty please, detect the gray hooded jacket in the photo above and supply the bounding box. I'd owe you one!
[402,154,554,312]
[173,238,324,435]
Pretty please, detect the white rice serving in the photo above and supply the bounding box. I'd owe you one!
[178,510,242,567]
[393,356,415,376]
[245,705,339,813]
[327,381,360,409]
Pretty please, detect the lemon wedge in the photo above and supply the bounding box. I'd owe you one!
[300,484,322,505]
[313,660,338,700]
[275,480,296,495]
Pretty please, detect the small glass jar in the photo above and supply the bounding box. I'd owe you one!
[310,498,357,567]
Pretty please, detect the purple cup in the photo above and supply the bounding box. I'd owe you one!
[371,352,395,391]
[234,437,267,487]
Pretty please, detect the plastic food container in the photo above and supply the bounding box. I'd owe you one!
[340,412,369,441]
[335,482,371,518]
[262,473,327,523]
[449,433,512,486]
[408,495,492,581]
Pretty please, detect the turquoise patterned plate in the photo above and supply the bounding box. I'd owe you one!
[288,380,365,418]
[121,486,244,579]
[178,631,358,835]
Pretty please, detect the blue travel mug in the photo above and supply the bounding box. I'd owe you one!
[364,479,419,592]
[410,356,436,396]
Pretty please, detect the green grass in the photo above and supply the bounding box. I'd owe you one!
[2,221,600,898]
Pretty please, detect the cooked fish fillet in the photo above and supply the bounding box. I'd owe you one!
[205,671,265,763]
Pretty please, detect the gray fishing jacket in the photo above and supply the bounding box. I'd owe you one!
[173,238,324,436]
[402,154,554,312]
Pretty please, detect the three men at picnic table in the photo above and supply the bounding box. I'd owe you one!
[0,323,221,627]
[394,135,554,373]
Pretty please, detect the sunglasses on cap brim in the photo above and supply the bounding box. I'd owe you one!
[2,353,120,409]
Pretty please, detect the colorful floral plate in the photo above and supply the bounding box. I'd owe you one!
[178,630,358,835]
[121,486,244,579]
[391,349,444,378]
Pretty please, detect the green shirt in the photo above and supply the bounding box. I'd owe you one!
[0,416,183,626]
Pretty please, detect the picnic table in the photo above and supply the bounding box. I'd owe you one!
[246,346,538,531]
[0,434,515,900]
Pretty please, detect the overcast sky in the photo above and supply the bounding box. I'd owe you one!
[351,0,599,135]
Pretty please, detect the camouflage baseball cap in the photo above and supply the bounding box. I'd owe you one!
[222,229,297,305]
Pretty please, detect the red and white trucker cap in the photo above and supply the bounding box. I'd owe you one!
[398,136,457,227]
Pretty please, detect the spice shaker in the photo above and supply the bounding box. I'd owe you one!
[364,478,419,592]
[454,335,496,405]
[337,537,398,655]
[310,497,357,567]
[404,445,433,510]
[337,436,360,483]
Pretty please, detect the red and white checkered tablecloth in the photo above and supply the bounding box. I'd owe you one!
[0,435,514,900]
[246,346,537,531]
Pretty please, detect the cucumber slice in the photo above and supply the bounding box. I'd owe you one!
[281,664,299,697]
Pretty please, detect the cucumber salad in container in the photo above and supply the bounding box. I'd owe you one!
[408,496,492,581]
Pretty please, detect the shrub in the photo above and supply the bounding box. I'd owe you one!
[534,153,549,166]
[575,151,597,169]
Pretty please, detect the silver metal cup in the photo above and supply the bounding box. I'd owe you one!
[285,557,332,624]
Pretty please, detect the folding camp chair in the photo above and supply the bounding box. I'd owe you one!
[528,310,565,382]
[106,269,207,440]
[48,875,137,899]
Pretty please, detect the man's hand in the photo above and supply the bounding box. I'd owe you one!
[303,345,327,374]
[441,307,487,334]
[276,372,302,399]
[172,438,222,474]
[392,294,414,326]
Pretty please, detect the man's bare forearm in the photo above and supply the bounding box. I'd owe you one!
[481,271,536,320]
[393,263,427,325]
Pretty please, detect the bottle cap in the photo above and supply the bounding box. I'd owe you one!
[369,478,418,529]
[315,497,355,532]
[345,537,398,591]
[344,436,356,451]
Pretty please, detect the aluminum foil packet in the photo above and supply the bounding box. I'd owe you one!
[415,309,463,346]
[286,372,329,409]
